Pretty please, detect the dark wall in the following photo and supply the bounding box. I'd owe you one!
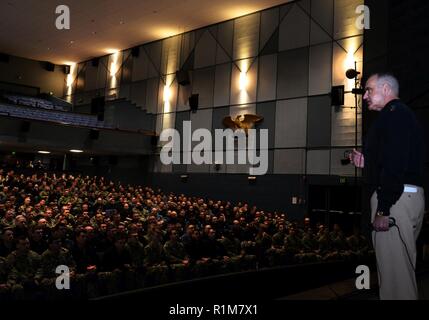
[74,99,156,132]
[147,173,313,220]
[0,117,154,155]
[364,0,429,107]
[0,54,65,96]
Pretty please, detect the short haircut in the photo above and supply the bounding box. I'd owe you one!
[372,72,399,96]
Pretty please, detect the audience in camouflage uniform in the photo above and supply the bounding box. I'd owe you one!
[0,169,371,299]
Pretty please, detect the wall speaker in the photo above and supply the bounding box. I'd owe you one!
[331,85,344,106]
[45,62,55,72]
[189,94,199,113]
[89,129,99,140]
[176,70,190,86]
[151,135,158,146]
[131,46,140,57]
[91,58,99,67]
[91,96,105,121]
[63,65,70,75]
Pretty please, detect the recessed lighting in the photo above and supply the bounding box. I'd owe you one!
[37,151,51,154]
[70,149,83,153]
[70,40,74,44]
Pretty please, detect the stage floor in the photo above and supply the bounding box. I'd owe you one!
[280,262,429,300]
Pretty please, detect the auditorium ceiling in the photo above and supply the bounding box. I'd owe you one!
[0,0,290,64]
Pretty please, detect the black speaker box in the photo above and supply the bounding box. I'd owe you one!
[91,58,99,67]
[63,65,70,74]
[131,46,140,57]
[45,62,55,72]
[91,96,105,121]
[189,94,199,113]
[331,85,344,106]
[151,135,158,146]
[176,70,190,86]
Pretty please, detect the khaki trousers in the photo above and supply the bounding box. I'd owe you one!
[371,187,425,300]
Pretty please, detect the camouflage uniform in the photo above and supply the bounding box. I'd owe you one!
[284,234,302,254]
[0,218,15,229]
[127,241,146,269]
[144,241,168,286]
[272,231,286,248]
[239,241,257,270]
[330,230,348,251]
[0,256,9,298]
[36,248,76,299]
[347,234,369,260]
[163,240,189,281]
[301,233,318,252]
[317,230,332,256]
[6,250,41,299]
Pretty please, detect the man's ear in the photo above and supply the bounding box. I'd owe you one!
[382,83,390,95]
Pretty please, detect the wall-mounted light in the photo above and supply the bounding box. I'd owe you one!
[70,149,83,153]
[37,151,51,154]
[239,71,248,91]
[248,176,256,184]
[110,52,119,76]
[66,63,76,97]
[163,85,171,103]
[345,52,355,71]
[66,63,76,87]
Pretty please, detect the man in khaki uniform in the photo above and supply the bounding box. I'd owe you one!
[351,73,425,300]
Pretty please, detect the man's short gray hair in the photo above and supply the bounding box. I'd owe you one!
[373,72,399,96]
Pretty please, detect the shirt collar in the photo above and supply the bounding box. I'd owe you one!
[381,99,401,113]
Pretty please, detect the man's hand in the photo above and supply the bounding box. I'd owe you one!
[349,149,364,168]
[373,215,390,232]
